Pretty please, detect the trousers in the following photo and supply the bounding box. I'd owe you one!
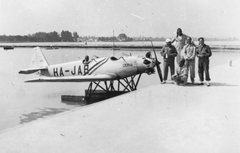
[198,58,210,81]
[186,59,195,81]
[163,60,175,81]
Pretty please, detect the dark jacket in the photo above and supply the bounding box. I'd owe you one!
[196,44,212,59]
[160,44,178,61]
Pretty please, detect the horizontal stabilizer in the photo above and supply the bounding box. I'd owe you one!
[19,67,48,74]
[24,74,117,82]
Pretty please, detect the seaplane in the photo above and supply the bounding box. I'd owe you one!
[19,42,162,101]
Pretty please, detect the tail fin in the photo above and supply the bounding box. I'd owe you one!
[30,47,49,68]
[19,47,49,75]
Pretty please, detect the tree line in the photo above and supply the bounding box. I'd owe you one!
[0,31,237,42]
[97,33,133,42]
[0,31,134,42]
[0,30,79,42]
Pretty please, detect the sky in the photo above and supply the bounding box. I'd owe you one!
[0,0,240,38]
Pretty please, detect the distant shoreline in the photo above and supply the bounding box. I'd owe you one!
[1,41,240,51]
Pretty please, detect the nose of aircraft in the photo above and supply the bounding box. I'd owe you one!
[150,58,157,68]
[152,58,157,67]
[143,58,152,65]
[143,54,156,68]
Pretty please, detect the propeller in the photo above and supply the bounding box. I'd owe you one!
[150,41,163,82]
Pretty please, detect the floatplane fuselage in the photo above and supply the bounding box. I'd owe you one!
[19,47,162,101]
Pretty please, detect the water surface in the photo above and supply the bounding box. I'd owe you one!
[0,47,239,132]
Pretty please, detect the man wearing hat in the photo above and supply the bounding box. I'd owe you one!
[196,37,212,86]
[160,38,178,84]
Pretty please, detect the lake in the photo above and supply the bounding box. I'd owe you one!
[0,46,240,132]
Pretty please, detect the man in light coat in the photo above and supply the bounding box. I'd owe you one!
[181,37,196,84]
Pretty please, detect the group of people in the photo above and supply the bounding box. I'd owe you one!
[160,28,212,86]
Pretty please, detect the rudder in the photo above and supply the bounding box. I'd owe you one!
[30,47,49,68]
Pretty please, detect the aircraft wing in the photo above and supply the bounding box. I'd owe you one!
[19,67,48,74]
[24,74,117,82]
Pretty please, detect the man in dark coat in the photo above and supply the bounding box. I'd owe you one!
[196,37,212,86]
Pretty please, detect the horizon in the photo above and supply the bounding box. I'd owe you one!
[0,31,238,40]
[0,33,239,40]
[1,0,240,39]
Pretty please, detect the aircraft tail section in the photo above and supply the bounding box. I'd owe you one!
[31,47,49,68]
[19,67,48,74]
[19,47,49,75]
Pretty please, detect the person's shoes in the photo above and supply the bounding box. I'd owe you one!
[198,82,204,85]
[191,78,195,84]
[172,81,176,84]
[161,81,166,84]
[206,82,210,87]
